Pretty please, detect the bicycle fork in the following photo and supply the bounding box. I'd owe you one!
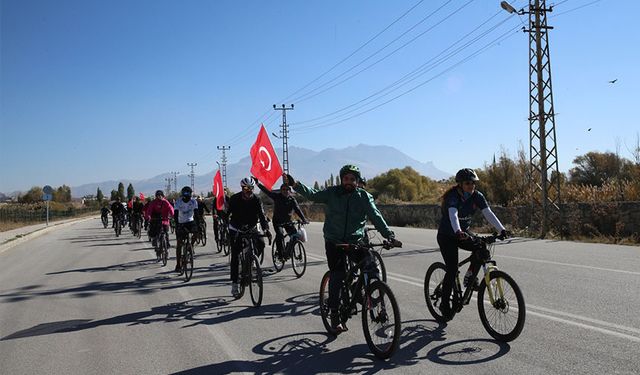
[481,261,505,305]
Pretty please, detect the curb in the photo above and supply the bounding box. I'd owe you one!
[0,215,99,255]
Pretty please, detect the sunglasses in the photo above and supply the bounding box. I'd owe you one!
[242,186,254,191]
[462,181,476,186]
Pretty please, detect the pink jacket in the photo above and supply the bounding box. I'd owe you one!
[145,198,174,226]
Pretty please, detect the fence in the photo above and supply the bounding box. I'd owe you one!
[0,207,98,223]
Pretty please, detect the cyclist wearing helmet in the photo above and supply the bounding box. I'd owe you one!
[174,186,199,274]
[437,168,509,320]
[146,190,174,254]
[227,177,271,296]
[252,177,308,260]
[287,165,402,332]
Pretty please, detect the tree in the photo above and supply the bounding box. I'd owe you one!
[313,181,320,190]
[53,185,71,202]
[569,151,633,186]
[329,173,334,187]
[110,189,118,201]
[475,148,529,206]
[368,167,441,203]
[117,182,126,201]
[126,183,135,200]
[19,186,43,203]
[96,187,104,203]
[336,176,340,186]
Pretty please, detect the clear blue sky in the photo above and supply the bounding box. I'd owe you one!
[1,0,638,193]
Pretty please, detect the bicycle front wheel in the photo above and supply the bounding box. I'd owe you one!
[291,241,307,278]
[362,280,401,360]
[477,269,525,342]
[319,271,336,335]
[161,237,168,267]
[372,251,387,282]
[183,243,194,282]
[424,262,450,323]
[249,255,263,307]
[201,228,207,247]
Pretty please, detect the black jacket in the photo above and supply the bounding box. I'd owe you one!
[228,192,268,231]
[257,183,306,225]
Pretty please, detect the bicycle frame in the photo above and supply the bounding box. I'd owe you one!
[454,236,505,308]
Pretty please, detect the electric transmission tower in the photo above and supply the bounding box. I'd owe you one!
[171,171,179,192]
[187,163,197,192]
[273,104,294,180]
[164,177,172,196]
[217,146,230,190]
[502,0,562,237]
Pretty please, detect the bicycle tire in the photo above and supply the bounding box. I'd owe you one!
[102,216,108,228]
[161,236,168,267]
[319,271,338,335]
[424,262,451,323]
[201,228,207,247]
[362,280,401,360]
[272,242,285,272]
[222,230,230,256]
[477,269,526,342]
[183,242,194,282]
[372,251,387,283]
[236,254,246,299]
[249,254,263,307]
[291,240,307,278]
[115,220,121,237]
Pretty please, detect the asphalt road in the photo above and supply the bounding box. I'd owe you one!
[0,219,638,374]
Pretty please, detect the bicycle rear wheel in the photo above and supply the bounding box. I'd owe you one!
[272,242,285,272]
[249,255,263,307]
[362,280,401,360]
[372,251,387,283]
[291,240,307,278]
[201,227,207,247]
[424,262,451,323]
[183,242,194,282]
[222,230,230,256]
[477,270,525,342]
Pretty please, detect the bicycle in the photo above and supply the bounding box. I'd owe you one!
[151,224,169,267]
[176,230,195,282]
[233,226,270,307]
[194,218,207,247]
[169,216,176,234]
[363,227,388,282]
[114,214,123,237]
[101,214,109,228]
[216,217,230,256]
[319,240,402,360]
[423,233,526,342]
[131,213,143,239]
[271,221,307,278]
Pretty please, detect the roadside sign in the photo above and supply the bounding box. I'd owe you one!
[43,185,54,194]
[42,193,53,201]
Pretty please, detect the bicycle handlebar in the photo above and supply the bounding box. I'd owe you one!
[336,239,400,251]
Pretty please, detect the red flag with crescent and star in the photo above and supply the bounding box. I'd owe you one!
[212,170,224,210]
[250,124,282,190]
[139,193,145,200]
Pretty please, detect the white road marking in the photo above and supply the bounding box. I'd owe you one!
[495,254,640,276]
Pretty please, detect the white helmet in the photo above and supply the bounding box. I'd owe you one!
[240,177,255,189]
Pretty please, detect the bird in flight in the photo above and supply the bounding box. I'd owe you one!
[587,128,592,132]
[609,79,618,84]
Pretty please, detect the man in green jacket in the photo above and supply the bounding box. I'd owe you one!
[286,164,402,332]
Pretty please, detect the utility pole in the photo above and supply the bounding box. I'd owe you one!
[217,146,231,190]
[171,171,179,192]
[187,163,197,192]
[273,104,294,181]
[501,0,561,238]
[164,177,172,196]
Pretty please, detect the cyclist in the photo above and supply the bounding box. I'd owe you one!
[227,178,271,296]
[437,168,509,320]
[146,190,174,256]
[131,196,145,232]
[110,197,125,228]
[194,195,211,242]
[142,197,152,230]
[100,204,110,225]
[174,186,198,274]
[253,177,308,260]
[211,194,227,244]
[287,165,401,332]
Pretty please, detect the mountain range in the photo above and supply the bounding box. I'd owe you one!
[69,144,451,197]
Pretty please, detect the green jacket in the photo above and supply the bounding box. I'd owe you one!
[295,182,394,244]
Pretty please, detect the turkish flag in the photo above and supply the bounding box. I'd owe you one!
[250,124,282,190]
[213,170,224,210]
[139,193,145,200]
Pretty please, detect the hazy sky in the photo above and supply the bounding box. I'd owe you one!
[1,0,638,192]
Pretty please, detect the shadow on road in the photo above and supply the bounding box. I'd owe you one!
[426,338,511,365]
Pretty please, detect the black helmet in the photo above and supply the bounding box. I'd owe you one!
[180,186,193,198]
[339,164,361,180]
[155,190,164,197]
[455,168,479,183]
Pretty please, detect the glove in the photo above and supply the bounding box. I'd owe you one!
[284,173,296,187]
[251,176,259,184]
[389,237,402,248]
[499,229,512,240]
[456,231,470,241]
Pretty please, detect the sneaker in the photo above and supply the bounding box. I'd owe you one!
[330,311,347,333]
[231,283,239,296]
[439,302,453,321]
